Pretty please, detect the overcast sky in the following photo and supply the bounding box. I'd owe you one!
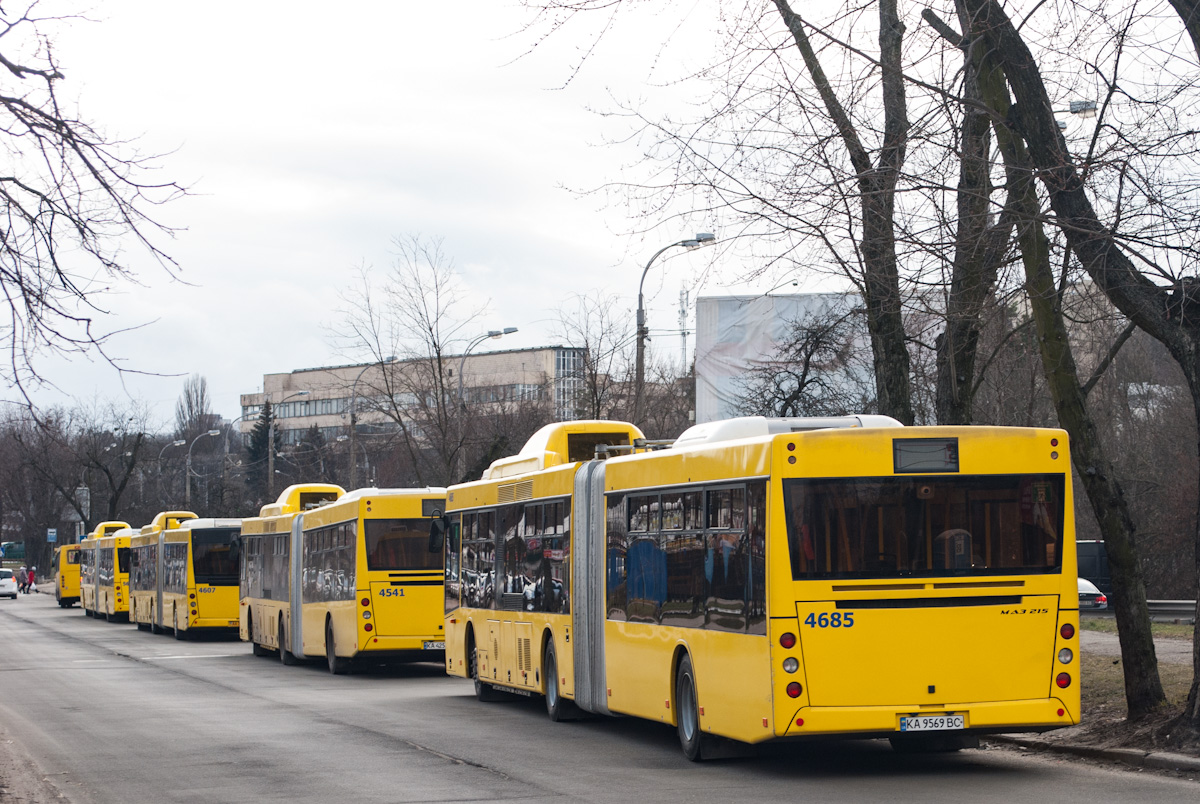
[12,0,807,426]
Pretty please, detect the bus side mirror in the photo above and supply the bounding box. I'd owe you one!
[428,514,448,554]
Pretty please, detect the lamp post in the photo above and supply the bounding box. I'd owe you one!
[185,430,221,509]
[457,328,518,404]
[634,233,715,425]
[268,391,310,498]
[348,356,396,490]
[158,439,185,500]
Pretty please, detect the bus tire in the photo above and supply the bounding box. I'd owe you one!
[470,637,504,702]
[137,621,150,632]
[543,640,578,722]
[676,654,710,762]
[326,620,351,675]
[249,615,271,657]
[279,620,297,666]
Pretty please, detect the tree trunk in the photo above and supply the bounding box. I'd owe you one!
[962,8,1168,719]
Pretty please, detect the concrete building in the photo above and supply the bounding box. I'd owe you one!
[239,346,585,444]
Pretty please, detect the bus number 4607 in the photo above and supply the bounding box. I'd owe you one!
[805,612,854,628]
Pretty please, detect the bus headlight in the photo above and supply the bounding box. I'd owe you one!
[1058,648,1073,664]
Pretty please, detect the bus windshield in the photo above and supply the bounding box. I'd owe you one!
[364,519,440,571]
[783,473,1065,580]
[117,547,131,575]
[193,529,240,585]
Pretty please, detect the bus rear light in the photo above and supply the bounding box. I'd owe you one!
[783,658,799,674]
[780,632,796,649]
[1058,708,1065,717]
[362,611,371,620]
[361,597,370,606]
[1056,673,1071,688]
[1060,623,1075,639]
[1051,438,1059,447]
[1058,648,1073,664]
[786,682,802,698]
[364,623,373,632]
[795,718,804,727]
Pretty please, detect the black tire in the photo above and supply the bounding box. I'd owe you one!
[470,637,504,702]
[544,640,578,721]
[676,654,707,761]
[137,620,150,632]
[279,620,297,666]
[326,620,351,675]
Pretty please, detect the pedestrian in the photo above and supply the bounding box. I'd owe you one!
[17,565,27,593]
[27,566,36,593]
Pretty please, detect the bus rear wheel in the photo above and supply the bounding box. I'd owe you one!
[326,620,351,675]
[543,640,578,721]
[676,654,711,762]
[279,620,297,666]
[470,638,504,702]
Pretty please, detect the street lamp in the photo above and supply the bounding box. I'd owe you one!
[158,439,185,499]
[634,233,715,425]
[458,327,518,404]
[349,356,397,489]
[268,391,310,497]
[186,430,221,509]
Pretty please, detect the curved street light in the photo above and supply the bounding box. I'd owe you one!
[634,233,715,425]
[186,430,221,509]
[158,439,185,500]
[349,356,397,489]
[458,327,518,404]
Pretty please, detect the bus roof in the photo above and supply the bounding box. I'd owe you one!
[141,511,198,534]
[672,415,903,448]
[483,420,645,480]
[258,483,346,517]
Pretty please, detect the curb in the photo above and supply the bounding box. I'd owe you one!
[989,734,1200,773]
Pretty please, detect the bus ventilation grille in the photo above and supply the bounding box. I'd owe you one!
[498,481,534,503]
[518,637,532,672]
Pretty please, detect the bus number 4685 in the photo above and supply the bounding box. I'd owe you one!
[805,612,854,628]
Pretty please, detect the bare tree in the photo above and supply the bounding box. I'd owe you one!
[0,4,182,388]
[554,291,633,420]
[174,374,219,441]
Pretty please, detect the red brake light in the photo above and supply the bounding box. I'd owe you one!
[1056,672,1071,688]
[780,632,796,649]
[1051,438,1059,446]
[364,623,373,632]
[786,682,802,698]
[1097,595,1107,604]
[1060,623,1075,639]
[361,597,370,606]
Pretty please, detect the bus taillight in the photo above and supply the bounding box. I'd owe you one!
[361,597,370,606]
[786,682,802,698]
[1060,623,1075,639]
[1056,673,1071,688]
[780,632,796,649]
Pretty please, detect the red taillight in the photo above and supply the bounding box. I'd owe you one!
[364,623,373,632]
[1097,595,1107,605]
[361,597,370,606]
[780,632,796,649]
[786,682,802,698]
[1060,623,1075,639]
[1056,673,1071,688]
[1051,438,1059,447]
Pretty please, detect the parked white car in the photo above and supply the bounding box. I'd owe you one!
[0,568,16,599]
[1078,577,1108,610]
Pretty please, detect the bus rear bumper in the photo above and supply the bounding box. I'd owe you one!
[356,634,446,662]
[781,698,1078,739]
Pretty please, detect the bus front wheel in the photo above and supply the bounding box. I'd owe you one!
[326,620,351,675]
[279,620,297,666]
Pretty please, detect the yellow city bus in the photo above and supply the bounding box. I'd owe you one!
[443,417,1081,759]
[79,521,131,618]
[52,544,81,608]
[239,483,448,673]
[130,511,196,633]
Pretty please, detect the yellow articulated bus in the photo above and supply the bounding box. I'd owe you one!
[239,484,448,673]
[130,511,242,639]
[443,417,1081,760]
[52,543,82,607]
[79,521,132,619]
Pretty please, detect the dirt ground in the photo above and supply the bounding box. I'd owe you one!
[1035,628,1200,757]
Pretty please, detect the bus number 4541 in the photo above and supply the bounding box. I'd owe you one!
[805,612,854,628]
[379,588,406,598]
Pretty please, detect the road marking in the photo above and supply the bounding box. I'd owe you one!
[145,654,241,660]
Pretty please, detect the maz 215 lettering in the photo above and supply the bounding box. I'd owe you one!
[804,611,854,628]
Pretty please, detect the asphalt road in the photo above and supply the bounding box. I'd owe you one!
[1,593,1197,804]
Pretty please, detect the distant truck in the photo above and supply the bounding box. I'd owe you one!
[1077,540,1111,595]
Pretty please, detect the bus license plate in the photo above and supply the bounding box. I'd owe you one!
[423,641,445,650]
[899,714,964,732]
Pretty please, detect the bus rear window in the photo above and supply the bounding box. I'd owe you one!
[117,547,131,575]
[193,529,240,585]
[365,519,441,571]
[783,474,1065,580]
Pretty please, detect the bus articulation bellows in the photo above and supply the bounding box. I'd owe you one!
[238,483,448,673]
[442,417,1081,759]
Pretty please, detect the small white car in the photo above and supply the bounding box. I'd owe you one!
[0,568,16,599]
[1078,576,1108,610]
